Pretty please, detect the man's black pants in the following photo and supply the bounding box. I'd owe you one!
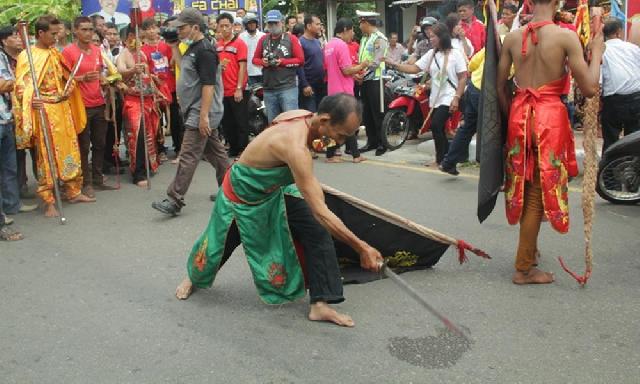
[219,195,345,304]
[601,91,640,152]
[361,80,384,149]
[222,91,250,157]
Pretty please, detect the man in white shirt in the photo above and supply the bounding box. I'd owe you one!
[239,15,265,86]
[385,32,405,64]
[600,19,640,151]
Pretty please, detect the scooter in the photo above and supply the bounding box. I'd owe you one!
[596,130,640,204]
[381,74,460,151]
[248,83,268,137]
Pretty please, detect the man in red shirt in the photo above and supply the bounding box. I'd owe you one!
[457,0,486,54]
[62,16,117,195]
[141,18,174,161]
[216,13,249,157]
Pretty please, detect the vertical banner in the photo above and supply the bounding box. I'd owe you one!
[628,0,640,42]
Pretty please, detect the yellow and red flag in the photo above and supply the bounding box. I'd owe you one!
[574,0,591,47]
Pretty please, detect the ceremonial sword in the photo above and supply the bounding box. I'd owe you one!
[379,261,470,341]
[62,53,84,96]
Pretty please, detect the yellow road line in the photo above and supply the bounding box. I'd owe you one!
[362,159,583,193]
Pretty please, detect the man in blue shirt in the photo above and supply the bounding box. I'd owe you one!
[0,26,26,240]
[298,14,326,112]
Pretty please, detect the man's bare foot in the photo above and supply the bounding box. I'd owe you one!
[176,277,194,300]
[512,268,555,285]
[353,156,366,163]
[136,180,148,188]
[326,157,343,163]
[44,204,60,217]
[308,302,354,327]
[82,185,95,198]
[68,194,96,204]
[533,250,541,267]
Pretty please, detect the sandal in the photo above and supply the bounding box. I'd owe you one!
[1,226,24,241]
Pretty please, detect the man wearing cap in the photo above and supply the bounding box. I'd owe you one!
[152,8,230,216]
[252,10,304,123]
[407,16,436,65]
[240,15,265,86]
[357,11,388,156]
[233,17,244,36]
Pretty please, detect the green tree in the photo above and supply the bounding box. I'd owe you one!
[0,0,81,26]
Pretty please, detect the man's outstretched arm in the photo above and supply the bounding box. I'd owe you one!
[287,146,383,271]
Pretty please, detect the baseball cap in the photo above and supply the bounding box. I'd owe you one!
[234,17,243,25]
[420,16,437,27]
[265,10,283,23]
[171,8,203,28]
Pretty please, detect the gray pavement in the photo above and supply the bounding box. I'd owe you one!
[1,147,639,383]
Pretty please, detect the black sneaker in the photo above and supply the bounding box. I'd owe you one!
[152,198,181,216]
[209,193,217,202]
[439,163,460,176]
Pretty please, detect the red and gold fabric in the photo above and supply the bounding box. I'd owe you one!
[504,75,578,234]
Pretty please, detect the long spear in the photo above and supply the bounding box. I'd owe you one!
[131,0,151,189]
[18,22,66,224]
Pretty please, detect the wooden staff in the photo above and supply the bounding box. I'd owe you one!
[131,1,151,189]
[108,86,121,189]
[18,22,66,224]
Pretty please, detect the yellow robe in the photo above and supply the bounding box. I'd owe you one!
[13,47,87,203]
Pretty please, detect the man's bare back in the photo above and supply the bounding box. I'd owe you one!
[505,24,576,88]
[498,9,604,113]
[238,110,312,169]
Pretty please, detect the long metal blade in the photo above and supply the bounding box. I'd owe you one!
[382,264,469,341]
[62,53,84,96]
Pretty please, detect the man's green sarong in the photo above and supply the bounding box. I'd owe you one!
[187,163,306,305]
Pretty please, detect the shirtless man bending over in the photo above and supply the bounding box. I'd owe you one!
[175,93,383,326]
[497,0,604,284]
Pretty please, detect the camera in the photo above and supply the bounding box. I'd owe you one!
[160,26,179,44]
[265,51,279,67]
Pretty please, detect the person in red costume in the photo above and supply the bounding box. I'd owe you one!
[497,0,604,285]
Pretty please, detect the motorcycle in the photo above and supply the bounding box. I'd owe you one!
[248,83,268,137]
[381,72,460,151]
[596,130,640,204]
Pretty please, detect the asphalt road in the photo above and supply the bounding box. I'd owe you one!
[1,149,639,383]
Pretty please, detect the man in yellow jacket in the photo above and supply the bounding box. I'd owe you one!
[13,15,95,217]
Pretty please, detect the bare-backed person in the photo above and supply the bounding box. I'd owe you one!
[176,93,383,327]
[497,0,604,284]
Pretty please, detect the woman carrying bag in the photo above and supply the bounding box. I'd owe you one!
[386,23,467,166]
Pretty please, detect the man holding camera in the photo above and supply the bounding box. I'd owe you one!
[152,8,230,216]
[252,10,304,123]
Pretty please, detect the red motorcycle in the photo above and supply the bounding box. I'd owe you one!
[381,77,461,150]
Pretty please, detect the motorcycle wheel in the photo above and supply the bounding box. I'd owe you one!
[381,108,410,151]
[248,112,268,138]
[596,155,640,204]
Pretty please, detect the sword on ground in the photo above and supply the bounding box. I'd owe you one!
[379,261,470,341]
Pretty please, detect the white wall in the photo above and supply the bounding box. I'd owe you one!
[401,6,418,43]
